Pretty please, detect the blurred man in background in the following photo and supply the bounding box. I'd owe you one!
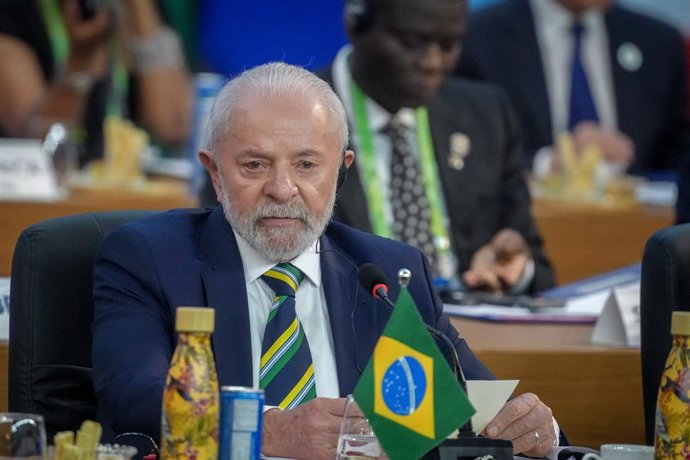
[456,0,690,179]
[0,0,192,166]
[319,0,556,293]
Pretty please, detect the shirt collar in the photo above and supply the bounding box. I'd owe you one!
[233,229,321,287]
[333,44,418,134]
[531,0,604,36]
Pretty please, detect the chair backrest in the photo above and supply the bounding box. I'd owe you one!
[9,210,157,439]
[640,223,690,444]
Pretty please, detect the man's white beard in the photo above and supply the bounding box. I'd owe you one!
[219,180,336,262]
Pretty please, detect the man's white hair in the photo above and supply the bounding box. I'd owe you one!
[202,62,349,155]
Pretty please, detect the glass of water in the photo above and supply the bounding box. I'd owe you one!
[0,413,47,459]
[336,395,386,460]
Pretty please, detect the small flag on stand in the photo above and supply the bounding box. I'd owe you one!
[353,278,475,460]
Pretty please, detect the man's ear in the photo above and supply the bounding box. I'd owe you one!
[344,149,355,169]
[337,150,356,191]
[198,150,223,202]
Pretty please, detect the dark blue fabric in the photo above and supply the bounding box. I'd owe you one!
[92,207,495,442]
[456,0,690,174]
[567,23,599,130]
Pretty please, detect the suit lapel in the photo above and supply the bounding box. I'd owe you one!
[199,208,253,387]
[517,0,552,143]
[606,7,636,140]
[319,229,379,395]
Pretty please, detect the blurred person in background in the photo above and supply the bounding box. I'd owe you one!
[0,0,193,166]
[318,0,556,294]
[456,0,690,180]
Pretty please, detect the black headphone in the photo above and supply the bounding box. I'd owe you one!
[344,0,375,33]
[336,156,349,191]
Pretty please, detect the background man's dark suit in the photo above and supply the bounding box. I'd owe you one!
[456,0,690,174]
[91,207,494,441]
[318,68,556,293]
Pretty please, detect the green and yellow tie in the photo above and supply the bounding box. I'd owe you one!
[259,263,316,409]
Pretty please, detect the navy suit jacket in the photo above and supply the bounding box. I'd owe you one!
[456,0,690,174]
[91,208,494,441]
[318,67,556,293]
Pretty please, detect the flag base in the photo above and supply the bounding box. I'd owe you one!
[422,436,513,460]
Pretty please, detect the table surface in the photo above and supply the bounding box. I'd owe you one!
[0,192,654,449]
[532,199,672,284]
[451,317,644,449]
[0,319,642,450]
[0,188,673,281]
[0,181,196,276]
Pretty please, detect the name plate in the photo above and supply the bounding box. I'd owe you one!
[0,139,61,201]
[591,282,640,347]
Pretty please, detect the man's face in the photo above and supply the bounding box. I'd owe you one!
[349,0,466,111]
[201,94,354,261]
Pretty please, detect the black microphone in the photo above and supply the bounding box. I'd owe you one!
[358,263,514,460]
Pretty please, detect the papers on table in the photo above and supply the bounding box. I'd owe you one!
[467,380,519,434]
[443,303,599,324]
[443,264,642,346]
[0,139,62,201]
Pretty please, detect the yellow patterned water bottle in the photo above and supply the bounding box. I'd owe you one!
[655,311,690,459]
[161,307,219,460]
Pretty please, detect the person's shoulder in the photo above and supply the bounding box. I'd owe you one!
[326,220,422,256]
[437,77,512,110]
[466,0,526,27]
[107,207,214,244]
[609,5,685,43]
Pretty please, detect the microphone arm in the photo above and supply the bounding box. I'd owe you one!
[372,286,475,436]
[358,264,513,457]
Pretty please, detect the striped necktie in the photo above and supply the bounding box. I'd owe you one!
[259,263,316,409]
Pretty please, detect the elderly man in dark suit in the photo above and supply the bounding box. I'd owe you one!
[456,0,690,177]
[92,62,559,459]
[319,0,555,294]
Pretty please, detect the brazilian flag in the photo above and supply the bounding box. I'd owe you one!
[353,286,475,460]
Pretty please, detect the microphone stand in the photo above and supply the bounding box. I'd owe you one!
[373,284,513,460]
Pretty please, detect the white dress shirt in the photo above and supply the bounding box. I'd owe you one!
[233,230,340,399]
[530,0,618,138]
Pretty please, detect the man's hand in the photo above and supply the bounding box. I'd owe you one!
[262,397,347,460]
[572,122,634,167]
[462,229,530,292]
[60,0,110,76]
[482,393,555,457]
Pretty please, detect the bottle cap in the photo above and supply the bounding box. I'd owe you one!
[671,311,690,336]
[175,307,215,332]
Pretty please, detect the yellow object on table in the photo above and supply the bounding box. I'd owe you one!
[533,132,635,206]
[54,420,102,460]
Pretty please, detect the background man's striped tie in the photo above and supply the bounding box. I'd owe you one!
[259,263,316,409]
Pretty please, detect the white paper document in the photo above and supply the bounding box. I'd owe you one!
[467,380,519,434]
[0,139,61,201]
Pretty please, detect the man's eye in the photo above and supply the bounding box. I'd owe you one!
[244,160,263,170]
[300,161,317,170]
[398,34,424,50]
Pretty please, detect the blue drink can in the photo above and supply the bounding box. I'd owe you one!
[218,386,264,460]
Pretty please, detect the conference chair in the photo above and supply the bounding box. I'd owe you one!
[9,211,157,440]
[640,223,690,444]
